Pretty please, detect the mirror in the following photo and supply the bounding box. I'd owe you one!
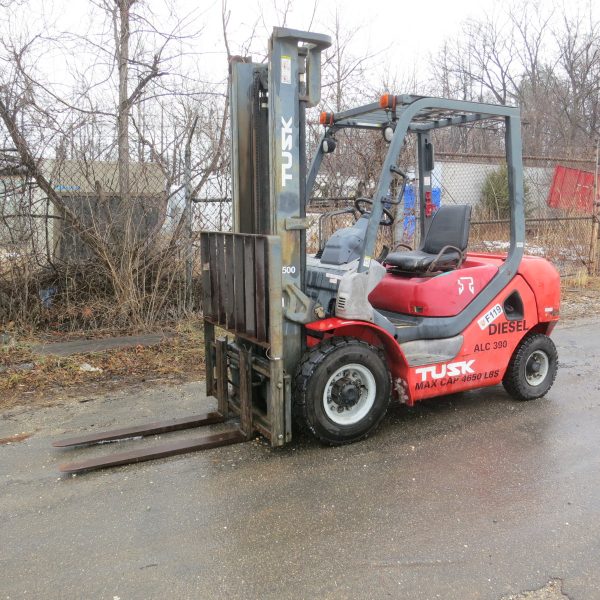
[424,140,435,171]
[423,140,435,171]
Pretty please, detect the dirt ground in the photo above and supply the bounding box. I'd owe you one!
[0,321,205,410]
[560,277,600,320]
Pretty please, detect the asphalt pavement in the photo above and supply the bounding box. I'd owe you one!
[1,319,599,600]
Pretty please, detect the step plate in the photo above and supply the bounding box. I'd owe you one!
[59,429,247,474]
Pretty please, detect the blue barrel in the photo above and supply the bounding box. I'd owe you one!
[401,185,441,243]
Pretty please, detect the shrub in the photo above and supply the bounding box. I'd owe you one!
[479,165,531,219]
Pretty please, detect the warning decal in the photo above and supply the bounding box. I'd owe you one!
[281,55,291,84]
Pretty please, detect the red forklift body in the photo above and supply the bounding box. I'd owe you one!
[368,258,499,317]
[306,252,560,406]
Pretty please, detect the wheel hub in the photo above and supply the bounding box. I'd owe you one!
[322,363,377,426]
[525,350,549,386]
[529,360,541,373]
[330,377,362,410]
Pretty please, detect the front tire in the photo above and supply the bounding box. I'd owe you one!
[502,333,558,401]
[294,338,391,445]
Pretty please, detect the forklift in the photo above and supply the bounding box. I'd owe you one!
[54,27,560,472]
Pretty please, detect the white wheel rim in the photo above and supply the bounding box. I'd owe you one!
[323,363,377,426]
[525,350,549,386]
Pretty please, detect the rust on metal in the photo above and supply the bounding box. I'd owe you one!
[204,323,216,398]
[200,233,213,318]
[254,236,267,342]
[224,235,233,327]
[199,231,280,347]
[52,412,225,448]
[215,337,229,418]
[238,347,254,440]
[233,235,246,330]
[59,429,246,474]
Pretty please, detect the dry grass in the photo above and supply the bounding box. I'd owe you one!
[561,275,600,321]
[470,220,595,276]
[0,320,205,410]
[0,432,33,445]
[563,268,591,289]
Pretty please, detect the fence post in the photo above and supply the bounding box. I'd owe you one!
[589,140,599,276]
[184,115,198,311]
[590,217,599,276]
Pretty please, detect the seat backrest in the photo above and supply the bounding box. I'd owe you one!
[420,204,471,254]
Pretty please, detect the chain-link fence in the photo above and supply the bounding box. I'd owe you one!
[431,153,597,276]
[1,160,168,257]
[1,151,597,328]
[192,153,598,277]
[0,159,188,328]
[193,200,232,232]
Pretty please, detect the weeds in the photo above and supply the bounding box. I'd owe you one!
[0,320,205,409]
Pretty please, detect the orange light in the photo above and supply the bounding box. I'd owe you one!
[319,111,334,126]
[379,94,396,110]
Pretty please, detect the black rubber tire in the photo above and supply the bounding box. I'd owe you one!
[293,337,391,445]
[502,333,558,401]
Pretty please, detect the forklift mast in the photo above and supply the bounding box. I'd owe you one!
[229,28,331,372]
[198,28,331,448]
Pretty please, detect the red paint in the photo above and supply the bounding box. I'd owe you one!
[305,251,560,407]
[516,255,561,323]
[369,258,498,317]
[305,318,411,398]
[425,190,433,217]
[547,165,597,213]
[305,318,407,375]
[407,274,538,402]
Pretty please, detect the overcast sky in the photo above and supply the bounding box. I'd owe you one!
[3,0,597,93]
[161,0,596,82]
[204,0,499,65]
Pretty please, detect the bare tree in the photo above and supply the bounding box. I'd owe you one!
[553,14,600,149]
[0,0,231,328]
[321,9,383,112]
[429,1,599,156]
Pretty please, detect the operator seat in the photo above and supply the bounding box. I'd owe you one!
[385,204,472,274]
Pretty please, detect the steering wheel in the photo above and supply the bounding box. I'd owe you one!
[354,197,394,227]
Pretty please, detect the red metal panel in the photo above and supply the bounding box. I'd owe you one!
[547,165,595,212]
[517,255,561,323]
[406,274,538,402]
[368,260,498,317]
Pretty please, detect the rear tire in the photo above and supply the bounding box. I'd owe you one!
[294,338,391,445]
[502,333,558,401]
